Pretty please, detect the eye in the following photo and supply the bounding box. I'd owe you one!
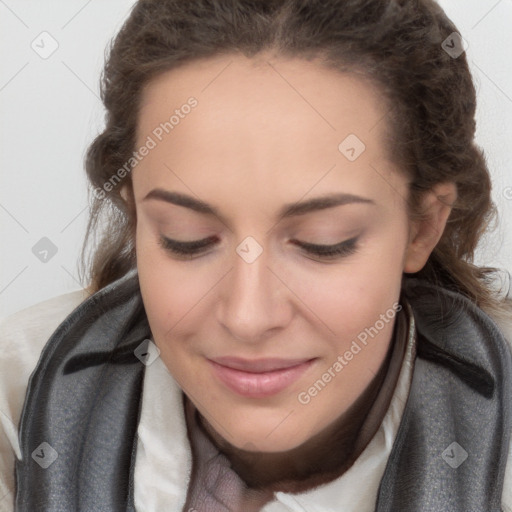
[291,236,359,260]
[158,235,218,259]
[159,234,359,261]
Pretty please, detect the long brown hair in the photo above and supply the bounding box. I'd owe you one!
[79,0,510,316]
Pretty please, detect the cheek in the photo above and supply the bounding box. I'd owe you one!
[135,223,227,383]
[291,227,406,384]
[295,236,405,336]
[136,226,197,341]
[136,249,210,394]
[291,244,405,429]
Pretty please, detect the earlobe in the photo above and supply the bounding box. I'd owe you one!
[120,185,129,202]
[119,184,138,238]
[403,182,457,274]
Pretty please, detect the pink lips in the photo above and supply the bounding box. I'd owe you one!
[208,356,316,398]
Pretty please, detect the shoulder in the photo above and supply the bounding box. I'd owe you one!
[0,289,91,387]
[0,288,90,510]
[483,298,512,355]
[491,302,512,345]
[0,287,92,337]
[484,300,512,512]
[0,288,91,423]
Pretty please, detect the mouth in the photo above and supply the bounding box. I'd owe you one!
[207,357,317,398]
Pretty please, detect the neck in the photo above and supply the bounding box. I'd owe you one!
[197,306,409,494]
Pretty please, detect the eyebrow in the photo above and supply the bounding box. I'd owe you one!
[143,188,375,221]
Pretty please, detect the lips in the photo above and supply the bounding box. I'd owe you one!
[208,356,316,398]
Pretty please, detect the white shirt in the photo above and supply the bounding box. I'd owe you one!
[1,289,511,512]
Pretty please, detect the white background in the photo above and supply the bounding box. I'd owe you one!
[1,0,511,317]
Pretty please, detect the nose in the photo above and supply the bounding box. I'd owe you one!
[216,244,292,344]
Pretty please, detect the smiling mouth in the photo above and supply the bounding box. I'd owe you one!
[207,357,317,398]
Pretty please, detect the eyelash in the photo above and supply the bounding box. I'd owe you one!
[292,237,359,259]
[158,235,359,261]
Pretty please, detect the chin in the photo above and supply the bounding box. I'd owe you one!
[223,416,313,453]
[234,435,304,453]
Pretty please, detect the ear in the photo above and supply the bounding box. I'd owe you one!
[119,184,137,235]
[120,185,130,202]
[403,182,457,274]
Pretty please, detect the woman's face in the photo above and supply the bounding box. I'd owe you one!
[132,53,413,452]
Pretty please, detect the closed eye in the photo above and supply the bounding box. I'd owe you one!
[158,235,359,260]
[291,236,359,259]
[158,235,218,258]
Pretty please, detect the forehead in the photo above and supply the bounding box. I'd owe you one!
[137,52,387,140]
[132,53,401,207]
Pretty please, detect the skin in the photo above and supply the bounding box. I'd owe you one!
[130,52,456,489]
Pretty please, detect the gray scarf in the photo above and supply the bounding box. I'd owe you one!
[14,270,512,511]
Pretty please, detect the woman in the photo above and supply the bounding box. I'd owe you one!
[1,0,511,510]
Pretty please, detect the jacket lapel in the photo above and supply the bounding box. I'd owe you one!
[376,278,512,511]
[15,269,149,511]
